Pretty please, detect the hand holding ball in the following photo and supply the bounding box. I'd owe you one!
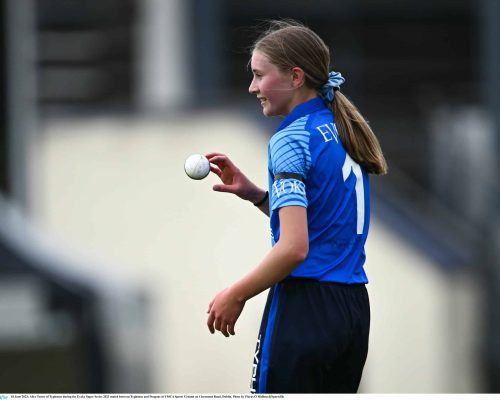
[184,154,210,180]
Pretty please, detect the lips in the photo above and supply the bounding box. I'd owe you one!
[258,97,267,106]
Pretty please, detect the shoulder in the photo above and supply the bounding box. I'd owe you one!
[269,116,313,176]
[270,116,310,148]
[269,116,312,161]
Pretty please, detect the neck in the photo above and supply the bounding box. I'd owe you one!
[285,87,318,115]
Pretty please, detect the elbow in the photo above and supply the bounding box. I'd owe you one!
[288,242,309,265]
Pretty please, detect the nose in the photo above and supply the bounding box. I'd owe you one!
[249,77,258,95]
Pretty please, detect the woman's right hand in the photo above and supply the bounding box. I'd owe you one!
[206,152,266,204]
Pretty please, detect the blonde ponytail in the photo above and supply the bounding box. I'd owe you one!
[332,91,387,175]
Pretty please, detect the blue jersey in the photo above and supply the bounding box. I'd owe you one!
[267,96,370,284]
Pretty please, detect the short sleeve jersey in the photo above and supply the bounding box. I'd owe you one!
[268,97,370,284]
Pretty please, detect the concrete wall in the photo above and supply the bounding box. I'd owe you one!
[33,112,481,393]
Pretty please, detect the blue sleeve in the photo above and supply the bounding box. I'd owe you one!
[269,128,311,211]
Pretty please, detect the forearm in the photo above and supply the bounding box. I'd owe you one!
[206,206,307,337]
[230,239,307,302]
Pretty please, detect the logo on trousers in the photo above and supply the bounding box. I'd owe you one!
[250,334,262,393]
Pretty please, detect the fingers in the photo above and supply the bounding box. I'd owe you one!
[210,165,222,177]
[218,320,235,337]
[207,312,215,334]
[206,300,215,334]
[207,298,215,314]
[206,287,239,338]
[214,318,228,337]
[207,313,235,337]
[212,184,233,193]
[207,155,236,170]
[205,152,226,159]
[216,319,233,338]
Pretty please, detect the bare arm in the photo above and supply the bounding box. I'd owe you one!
[207,206,308,336]
[230,206,308,300]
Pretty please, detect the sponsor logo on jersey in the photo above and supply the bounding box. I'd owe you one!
[316,122,340,143]
[272,179,306,199]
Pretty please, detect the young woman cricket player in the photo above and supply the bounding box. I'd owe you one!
[205,20,387,393]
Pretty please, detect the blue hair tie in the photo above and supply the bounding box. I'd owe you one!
[320,71,345,102]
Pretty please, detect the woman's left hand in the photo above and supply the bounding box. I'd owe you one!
[207,287,246,337]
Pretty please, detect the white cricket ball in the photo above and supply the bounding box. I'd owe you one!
[184,154,210,180]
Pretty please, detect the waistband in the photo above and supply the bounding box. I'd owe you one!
[283,276,366,287]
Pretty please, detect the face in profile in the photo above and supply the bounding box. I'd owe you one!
[248,50,296,117]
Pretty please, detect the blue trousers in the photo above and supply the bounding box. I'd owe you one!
[251,278,370,393]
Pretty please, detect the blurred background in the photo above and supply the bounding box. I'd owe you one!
[0,0,499,393]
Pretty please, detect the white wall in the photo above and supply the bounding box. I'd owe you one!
[362,222,481,392]
[35,113,270,392]
[34,113,481,393]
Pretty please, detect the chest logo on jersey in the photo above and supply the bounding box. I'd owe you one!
[316,122,339,143]
[272,179,306,198]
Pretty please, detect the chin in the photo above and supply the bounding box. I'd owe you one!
[263,107,277,117]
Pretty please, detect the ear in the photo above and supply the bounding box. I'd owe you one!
[291,67,306,88]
